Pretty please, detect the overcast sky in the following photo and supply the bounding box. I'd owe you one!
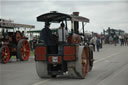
[0,0,128,33]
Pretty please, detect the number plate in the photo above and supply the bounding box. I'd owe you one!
[52,56,58,63]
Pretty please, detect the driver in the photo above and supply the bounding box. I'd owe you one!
[40,22,56,54]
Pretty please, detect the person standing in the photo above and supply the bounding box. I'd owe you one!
[57,22,68,54]
[113,35,118,46]
[109,36,113,44]
[96,37,100,52]
[58,22,68,43]
[120,35,124,46]
[90,36,97,52]
[124,35,128,46]
[40,22,56,54]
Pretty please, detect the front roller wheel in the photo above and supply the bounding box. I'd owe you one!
[0,46,10,64]
[68,46,88,79]
[17,39,30,61]
[36,61,50,78]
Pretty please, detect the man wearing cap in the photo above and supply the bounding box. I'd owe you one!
[40,22,56,54]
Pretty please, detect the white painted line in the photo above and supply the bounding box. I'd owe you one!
[32,79,50,85]
[94,51,122,64]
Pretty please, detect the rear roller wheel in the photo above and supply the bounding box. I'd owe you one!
[0,46,10,64]
[68,46,88,79]
[36,61,50,78]
[17,39,30,61]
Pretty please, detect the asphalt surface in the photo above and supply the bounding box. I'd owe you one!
[0,44,128,85]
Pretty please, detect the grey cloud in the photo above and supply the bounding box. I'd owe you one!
[1,0,128,33]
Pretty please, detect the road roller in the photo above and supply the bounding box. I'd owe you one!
[35,11,94,79]
[0,19,35,63]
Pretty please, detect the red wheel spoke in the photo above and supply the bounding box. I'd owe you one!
[21,49,24,52]
[81,48,88,78]
[25,44,29,47]
[18,40,30,61]
[25,50,30,53]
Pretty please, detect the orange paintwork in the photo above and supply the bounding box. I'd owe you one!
[35,47,46,60]
[64,46,76,61]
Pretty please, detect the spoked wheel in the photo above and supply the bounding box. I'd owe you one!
[36,61,50,78]
[81,47,89,77]
[0,46,10,64]
[68,46,88,79]
[17,39,30,61]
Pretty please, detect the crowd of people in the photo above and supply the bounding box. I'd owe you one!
[90,36,102,52]
[107,35,128,46]
[88,33,128,52]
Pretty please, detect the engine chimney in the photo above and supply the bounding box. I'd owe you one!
[73,12,79,34]
[73,12,79,16]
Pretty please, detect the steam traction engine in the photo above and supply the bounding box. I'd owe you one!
[35,11,94,78]
[0,19,35,63]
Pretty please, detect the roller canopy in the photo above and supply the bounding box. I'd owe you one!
[37,12,89,23]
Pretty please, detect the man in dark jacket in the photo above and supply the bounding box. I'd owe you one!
[96,37,100,52]
[40,22,57,54]
[40,22,52,44]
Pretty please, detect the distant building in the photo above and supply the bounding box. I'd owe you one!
[0,18,35,40]
[0,18,35,28]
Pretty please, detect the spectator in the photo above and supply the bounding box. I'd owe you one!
[90,36,97,51]
[113,35,118,46]
[124,35,128,46]
[96,37,100,52]
[119,35,124,46]
[109,36,113,44]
